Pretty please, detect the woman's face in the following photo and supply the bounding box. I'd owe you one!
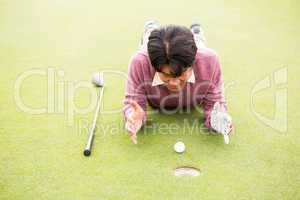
[158,65,192,93]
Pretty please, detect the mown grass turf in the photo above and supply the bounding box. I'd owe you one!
[0,0,300,199]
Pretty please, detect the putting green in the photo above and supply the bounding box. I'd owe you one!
[1,0,299,199]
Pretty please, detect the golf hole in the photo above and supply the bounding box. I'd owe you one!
[174,166,201,177]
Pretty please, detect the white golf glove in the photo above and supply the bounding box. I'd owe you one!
[210,102,232,144]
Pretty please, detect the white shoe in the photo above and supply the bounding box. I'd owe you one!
[190,23,206,49]
[140,20,160,51]
[210,102,232,144]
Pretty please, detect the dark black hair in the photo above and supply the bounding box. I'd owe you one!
[147,25,197,77]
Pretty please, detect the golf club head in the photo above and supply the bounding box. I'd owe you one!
[92,72,104,87]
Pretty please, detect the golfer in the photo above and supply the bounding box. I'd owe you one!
[123,21,233,144]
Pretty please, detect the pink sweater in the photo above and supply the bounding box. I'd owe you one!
[123,47,227,129]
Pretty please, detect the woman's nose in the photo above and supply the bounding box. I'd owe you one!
[168,78,180,86]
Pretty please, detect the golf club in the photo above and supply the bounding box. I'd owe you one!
[83,72,104,156]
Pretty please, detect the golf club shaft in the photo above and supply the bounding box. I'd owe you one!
[84,86,104,156]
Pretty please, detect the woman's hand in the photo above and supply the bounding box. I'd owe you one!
[125,100,145,144]
[210,102,233,144]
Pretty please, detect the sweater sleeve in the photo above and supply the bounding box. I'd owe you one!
[202,53,227,129]
[123,54,147,125]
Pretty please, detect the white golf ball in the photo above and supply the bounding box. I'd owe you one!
[174,141,185,153]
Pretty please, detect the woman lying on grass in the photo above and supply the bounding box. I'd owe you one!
[123,21,234,144]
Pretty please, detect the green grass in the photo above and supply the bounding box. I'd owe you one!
[1,0,300,199]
